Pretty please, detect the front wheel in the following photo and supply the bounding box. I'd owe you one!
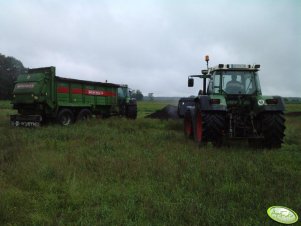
[57,109,74,126]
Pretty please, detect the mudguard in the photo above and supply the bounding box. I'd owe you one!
[257,96,285,113]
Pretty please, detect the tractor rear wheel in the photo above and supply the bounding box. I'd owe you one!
[205,113,225,147]
[261,112,285,148]
[57,109,74,126]
[77,109,92,121]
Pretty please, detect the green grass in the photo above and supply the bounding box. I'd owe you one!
[137,100,178,118]
[0,101,301,226]
[285,103,301,112]
[0,100,12,110]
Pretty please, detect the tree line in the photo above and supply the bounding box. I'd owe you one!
[131,90,144,101]
[0,53,25,100]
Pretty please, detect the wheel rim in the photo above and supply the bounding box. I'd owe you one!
[61,114,71,125]
[82,114,89,120]
[196,112,202,142]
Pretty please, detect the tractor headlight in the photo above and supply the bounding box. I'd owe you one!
[34,96,39,100]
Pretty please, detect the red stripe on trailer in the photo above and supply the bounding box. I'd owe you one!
[57,87,116,96]
[72,88,83,94]
[83,89,116,97]
[83,90,103,95]
[102,91,116,96]
[57,87,69,93]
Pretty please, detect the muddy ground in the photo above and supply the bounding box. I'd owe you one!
[145,105,179,120]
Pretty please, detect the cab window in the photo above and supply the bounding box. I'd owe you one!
[118,88,126,98]
[213,74,221,93]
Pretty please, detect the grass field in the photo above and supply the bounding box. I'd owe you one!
[285,103,301,113]
[0,100,301,225]
[137,100,178,118]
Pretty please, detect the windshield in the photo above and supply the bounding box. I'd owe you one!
[213,70,259,95]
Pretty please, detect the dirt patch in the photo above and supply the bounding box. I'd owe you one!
[145,105,179,120]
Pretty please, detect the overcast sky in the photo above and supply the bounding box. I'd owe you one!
[1,0,300,97]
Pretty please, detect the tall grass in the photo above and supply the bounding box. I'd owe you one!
[285,103,301,112]
[0,101,300,225]
[0,100,11,109]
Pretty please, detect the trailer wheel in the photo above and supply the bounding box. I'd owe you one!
[261,112,285,148]
[77,109,92,121]
[57,109,74,126]
[126,104,137,119]
[184,109,194,139]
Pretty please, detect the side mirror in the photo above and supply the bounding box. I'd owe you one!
[188,78,194,87]
[201,70,208,75]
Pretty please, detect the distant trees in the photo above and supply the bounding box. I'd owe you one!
[148,93,154,101]
[284,97,301,104]
[131,90,144,101]
[0,53,25,99]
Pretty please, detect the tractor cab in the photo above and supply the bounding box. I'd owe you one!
[118,85,131,102]
[207,64,261,96]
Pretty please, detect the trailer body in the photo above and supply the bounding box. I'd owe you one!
[11,67,137,126]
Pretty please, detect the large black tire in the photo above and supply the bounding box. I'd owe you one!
[76,109,92,121]
[57,109,74,126]
[261,112,285,148]
[194,107,225,146]
[184,110,195,139]
[126,104,137,119]
[205,113,225,147]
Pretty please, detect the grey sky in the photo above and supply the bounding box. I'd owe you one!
[1,0,300,97]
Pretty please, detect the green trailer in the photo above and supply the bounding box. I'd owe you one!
[10,66,137,126]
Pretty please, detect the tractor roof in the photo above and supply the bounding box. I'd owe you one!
[210,64,260,71]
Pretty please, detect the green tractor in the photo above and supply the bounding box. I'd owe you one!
[184,57,285,148]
